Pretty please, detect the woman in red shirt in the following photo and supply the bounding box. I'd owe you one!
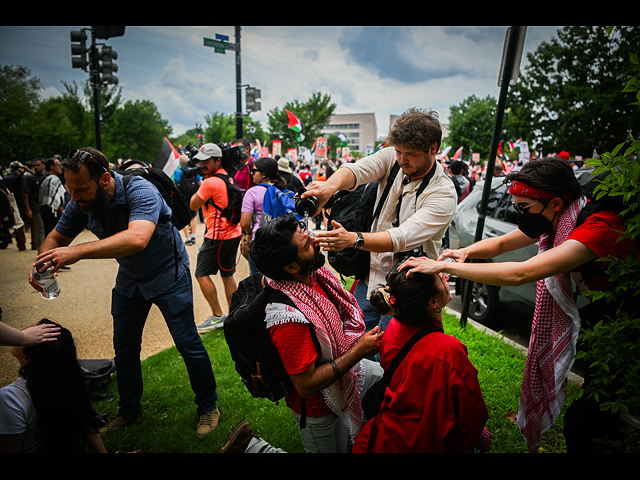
[352,263,490,453]
[399,156,631,453]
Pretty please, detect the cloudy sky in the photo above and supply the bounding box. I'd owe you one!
[1,26,562,140]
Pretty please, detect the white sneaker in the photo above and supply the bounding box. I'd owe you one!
[197,314,226,332]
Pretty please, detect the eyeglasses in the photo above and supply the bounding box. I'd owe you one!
[69,149,109,174]
[510,199,549,215]
[251,168,261,175]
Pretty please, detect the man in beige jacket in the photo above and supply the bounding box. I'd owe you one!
[303,108,457,332]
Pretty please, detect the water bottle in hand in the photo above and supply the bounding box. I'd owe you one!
[32,267,60,300]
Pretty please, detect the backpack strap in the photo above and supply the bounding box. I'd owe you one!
[392,160,437,228]
[370,162,401,229]
[121,173,179,281]
[264,286,318,429]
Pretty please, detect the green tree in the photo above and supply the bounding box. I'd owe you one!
[446,94,497,159]
[506,26,640,158]
[577,38,640,419]
[267,92,336,152]
[102,99,171,164]
[201,112,268,146]
[0,65,42,163]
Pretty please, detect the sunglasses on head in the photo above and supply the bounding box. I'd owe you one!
[69,149,109,174]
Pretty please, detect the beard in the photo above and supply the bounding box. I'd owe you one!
[298,245,326,276]
[78,184,110,215]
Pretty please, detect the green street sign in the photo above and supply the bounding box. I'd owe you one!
[204,37,235,54]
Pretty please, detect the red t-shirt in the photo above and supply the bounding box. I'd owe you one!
[268,279,334,417]
[568,209,630,292]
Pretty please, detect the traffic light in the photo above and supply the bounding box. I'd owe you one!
[70,30,88,71]
[246,87,261,112]
[99,46,118,85]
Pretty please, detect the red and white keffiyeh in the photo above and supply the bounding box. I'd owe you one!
[265,266,367,439]
[517,195,587,452]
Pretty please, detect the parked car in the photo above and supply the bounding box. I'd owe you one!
[447,168,594,328]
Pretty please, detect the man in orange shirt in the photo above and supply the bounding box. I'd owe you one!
[190,143,242,331]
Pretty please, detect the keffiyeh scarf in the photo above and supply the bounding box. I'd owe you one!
[265,266,367,440]
[517,195,588,452]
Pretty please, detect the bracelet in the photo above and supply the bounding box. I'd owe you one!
[329,360,341,380]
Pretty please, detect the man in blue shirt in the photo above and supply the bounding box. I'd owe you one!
[29,147,220,438]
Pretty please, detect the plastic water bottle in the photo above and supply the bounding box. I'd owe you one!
[32,267,60,300]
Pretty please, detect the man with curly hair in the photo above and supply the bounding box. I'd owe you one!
[303,108,457,333]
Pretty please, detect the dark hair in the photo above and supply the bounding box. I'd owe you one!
[370,264,440,327]
[250,213,300,280]
[66,147,110,182]
[449,161,463,175]
[387,107,442,154]
[253,157,287,190]
[21,319,100,452]
[504,156,582,201]
[45,158,58,172]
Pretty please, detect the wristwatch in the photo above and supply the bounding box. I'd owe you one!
[354,232,365,250]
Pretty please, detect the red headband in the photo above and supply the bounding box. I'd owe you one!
[508,180,571,200]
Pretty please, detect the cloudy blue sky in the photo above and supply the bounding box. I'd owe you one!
[1,26,562,140]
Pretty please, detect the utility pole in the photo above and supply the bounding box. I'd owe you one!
[459,26,527,328]
[235,26,243,139]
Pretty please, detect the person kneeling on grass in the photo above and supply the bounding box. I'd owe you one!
[352,262,490,453]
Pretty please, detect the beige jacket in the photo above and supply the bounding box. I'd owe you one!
[341,147,457,298]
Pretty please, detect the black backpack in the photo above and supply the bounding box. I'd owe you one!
[178,168,200,198]
[204,172,243,225]
[78,358,116,402]
[323,163,401,279]
[223,273,296,403]
[116,162,192,231]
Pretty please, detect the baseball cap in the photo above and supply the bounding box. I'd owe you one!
[194,143,222,161]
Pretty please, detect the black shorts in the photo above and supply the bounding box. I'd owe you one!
[195,236,241,278]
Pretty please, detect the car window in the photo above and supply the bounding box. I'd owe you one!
[476,184,518,225]
[478,185,504,217]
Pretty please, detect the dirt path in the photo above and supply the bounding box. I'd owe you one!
[0,222,249,388]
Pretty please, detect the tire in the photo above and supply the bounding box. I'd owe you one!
[458,278,501,328]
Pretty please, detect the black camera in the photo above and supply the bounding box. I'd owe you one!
[180,142,247,179]
[219,142,247,176]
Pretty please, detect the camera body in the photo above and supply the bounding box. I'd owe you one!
[180,142,247,179]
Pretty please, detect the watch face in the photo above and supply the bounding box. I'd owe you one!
[355,232,365,249]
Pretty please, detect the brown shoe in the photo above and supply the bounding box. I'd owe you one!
[217,419,257,453]
[196,408,220,438]
[99,413,132,433]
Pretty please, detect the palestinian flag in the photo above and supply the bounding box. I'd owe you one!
[155,137,181,177]
[286,109,305,142]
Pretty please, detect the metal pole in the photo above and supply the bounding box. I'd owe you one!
[459,26,524,327]
[90,27,102,151]
[235,26,243,139]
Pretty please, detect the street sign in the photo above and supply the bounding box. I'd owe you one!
[204,36,236,54]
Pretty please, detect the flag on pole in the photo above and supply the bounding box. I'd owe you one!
[154,137,181,177]
[452,146,463,160]
[286,109,305,142]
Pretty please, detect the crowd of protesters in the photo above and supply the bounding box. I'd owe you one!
[0,108,632,453]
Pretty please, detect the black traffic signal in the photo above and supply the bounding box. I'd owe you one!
[99,46,118,85]
[70,30,88,71]
[246,87,261,112]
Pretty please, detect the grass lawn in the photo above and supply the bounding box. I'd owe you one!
[94,306,584,453]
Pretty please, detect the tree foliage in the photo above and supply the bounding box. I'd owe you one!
[267,92,336,152]
[506,26,640,158]
[446,94,497,159]
[575,27,640,432]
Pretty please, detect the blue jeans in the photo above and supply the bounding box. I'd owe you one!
[354,279,392,332]
[111,273,218,420]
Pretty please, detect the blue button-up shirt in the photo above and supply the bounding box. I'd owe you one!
[55,171,189,300]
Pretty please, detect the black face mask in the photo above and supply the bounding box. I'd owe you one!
[516,202,558,239]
